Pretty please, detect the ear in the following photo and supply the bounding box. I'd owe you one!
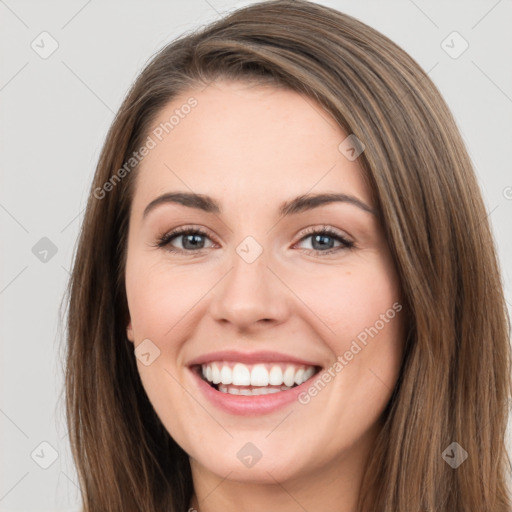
[126,319,134,343]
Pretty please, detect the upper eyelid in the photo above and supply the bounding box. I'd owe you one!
[299,225,352,239]
[163,224,349,238]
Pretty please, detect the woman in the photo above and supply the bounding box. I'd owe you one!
[63,1,512,510]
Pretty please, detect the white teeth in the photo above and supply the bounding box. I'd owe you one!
[200,361,318,392]
[220,366,232,385]
[232,363,251,386]
[294,368,304,385]
[303,366,315,381]
[211,363,221,384]
[250,364,269,386]
[283,366,296,387]
[269,366,283,385]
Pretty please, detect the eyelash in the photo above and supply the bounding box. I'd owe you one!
[153,225,355,256]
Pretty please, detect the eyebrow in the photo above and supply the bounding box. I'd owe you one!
[142,191,378,220]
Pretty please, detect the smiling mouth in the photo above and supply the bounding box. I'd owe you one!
[193,361,322,396]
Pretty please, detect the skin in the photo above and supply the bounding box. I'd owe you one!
[125,79,405,512]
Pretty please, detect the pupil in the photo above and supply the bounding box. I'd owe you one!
[312,234,333,250]
[183,234,204,250]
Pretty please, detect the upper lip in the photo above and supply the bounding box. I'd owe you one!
[187,350,321,367]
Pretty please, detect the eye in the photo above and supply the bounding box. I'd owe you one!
[294,226,355,255]
[153,225,355,256]
[154,226,216,253]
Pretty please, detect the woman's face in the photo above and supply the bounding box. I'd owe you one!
[125,79,405,485]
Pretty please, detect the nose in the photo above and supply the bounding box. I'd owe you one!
[208,244,291,332]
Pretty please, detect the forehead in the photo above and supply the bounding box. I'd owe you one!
[131,80,372,213]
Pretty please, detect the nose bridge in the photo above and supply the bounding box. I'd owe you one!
[209,234,289,328]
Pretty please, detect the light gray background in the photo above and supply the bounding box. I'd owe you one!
[1,0,511,510]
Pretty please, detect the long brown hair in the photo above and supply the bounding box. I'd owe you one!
[60,1,512,510]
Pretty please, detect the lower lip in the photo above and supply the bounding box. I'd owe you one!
[189,367,318,416]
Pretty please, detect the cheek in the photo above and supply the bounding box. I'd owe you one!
[288,254,405,396]
[291,259,401,342]
[125,258,210,338]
